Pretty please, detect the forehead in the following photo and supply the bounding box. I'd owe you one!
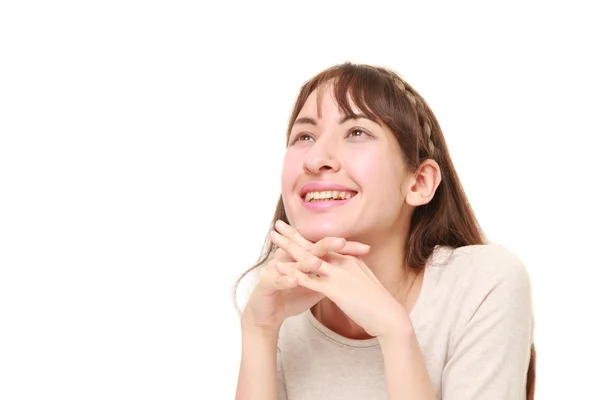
[300,83,361,119]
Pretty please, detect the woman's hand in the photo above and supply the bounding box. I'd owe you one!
[269,221,411,340]
[241,223,371,334]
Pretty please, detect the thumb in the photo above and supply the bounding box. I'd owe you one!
[309,237,346,258]
[338,241,371,256]
[309,237,371,258]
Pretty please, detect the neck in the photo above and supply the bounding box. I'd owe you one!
[314,226,421,340]
[359,230,413,299]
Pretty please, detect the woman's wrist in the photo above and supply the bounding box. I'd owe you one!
[241,312,282,340]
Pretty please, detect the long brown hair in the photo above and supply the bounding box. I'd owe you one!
[233,62,536,399]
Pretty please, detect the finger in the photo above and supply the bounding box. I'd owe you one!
[338,241,371,256]
[273,246,310,265]
[273,275,299,290]
[309,236,346,258]
[274,261,326,293]
[272,221,345,257]
[272,247,291,263]
[276,254,321,274]
[269,229,309,261]
[310,238,371,258]
[270,230,333,276]
[258,265,298,293]
[274,220,370,257]
[274,220,313,249]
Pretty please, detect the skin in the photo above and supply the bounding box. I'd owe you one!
[281,83,441,339]
[236,83,442,400]
[237,234,372,400]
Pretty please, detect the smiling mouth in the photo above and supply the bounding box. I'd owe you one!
[303,190,357,202]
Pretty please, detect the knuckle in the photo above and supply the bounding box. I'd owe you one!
[273,248,286,260]
[277,263,288,275]
[322,237,343,251]
[301,254,317,268]
[296,259,309,272]
[307,244,320,256]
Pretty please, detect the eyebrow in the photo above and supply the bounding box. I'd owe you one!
[339,113,377,125]
[293,113,379,127]
[293,117,317,126]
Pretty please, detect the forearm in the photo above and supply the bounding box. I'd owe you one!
[379,325,435,400]
[235,324,280,400]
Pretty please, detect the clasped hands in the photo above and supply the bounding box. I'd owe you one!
[269,220,411,340]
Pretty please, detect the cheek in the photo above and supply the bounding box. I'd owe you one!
[281,150,304,192]
[349,148,404,198]
[348,148,388,182]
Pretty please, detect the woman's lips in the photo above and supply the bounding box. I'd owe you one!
[300,193,356,210]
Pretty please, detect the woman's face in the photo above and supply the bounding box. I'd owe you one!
[281,84,413,243]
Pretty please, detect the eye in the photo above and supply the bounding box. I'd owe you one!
[290,133,314,144]
[346,128,370,138]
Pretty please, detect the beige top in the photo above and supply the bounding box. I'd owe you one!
[276,244,534,400]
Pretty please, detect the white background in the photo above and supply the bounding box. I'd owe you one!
[1,1,599,399]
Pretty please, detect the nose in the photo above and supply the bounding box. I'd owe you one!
[302,133,341,175]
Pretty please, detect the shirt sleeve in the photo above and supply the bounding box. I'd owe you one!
[277,344,288,400]
[441,250,534,399]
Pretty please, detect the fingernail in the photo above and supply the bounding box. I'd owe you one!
[275,220,285,229]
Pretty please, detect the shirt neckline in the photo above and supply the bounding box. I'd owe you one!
[303,246,445,349]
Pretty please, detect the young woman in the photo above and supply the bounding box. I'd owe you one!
[234,63,536,400]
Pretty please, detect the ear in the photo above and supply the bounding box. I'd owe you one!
[405,159,442,207]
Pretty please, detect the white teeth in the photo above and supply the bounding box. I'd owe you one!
[303,190,355,202]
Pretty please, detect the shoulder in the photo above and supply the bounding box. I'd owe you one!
[426,244,533,324]
[432,243,531,292]
[425,244,534,349]
[426,245,535,397]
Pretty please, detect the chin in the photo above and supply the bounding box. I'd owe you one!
[294,221,352,243]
